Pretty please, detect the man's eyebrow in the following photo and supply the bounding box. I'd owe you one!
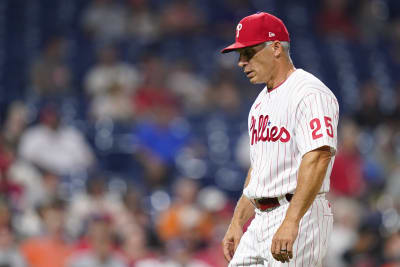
[238,47,253,53]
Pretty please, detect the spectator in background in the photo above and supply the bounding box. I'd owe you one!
[12,169,62,237]
[118,187,157,248]
[68,214,127,267]
[194,187,232,267]
[316,0,358,40]
[67,174,125,238]
[133,100,190,193]
[18,103,95,176]
[8,166,60,212]
[136,153,172,194]
[132,56,190,192]
[134,102,189,165]
[0,200,26,267]
[133,57,188,159]
[85,45,140,98]
[85,45,140,122]
[0,139,23,210]
[90,83,135,122]
[354,79,384,129]
[121,223,157,266]
[207,79,243,118]
[166,61,209,114]
[160,0,204,36]
[133,55,177,118]
[157,178,213,246]
[331,119,366,197]
[121,187,149,229]
[20,198,73,267]
[126,0,160,44]
[2,102,42,218]
[2,101,28,148]
[82,0,127,42]
[30,36,71,97]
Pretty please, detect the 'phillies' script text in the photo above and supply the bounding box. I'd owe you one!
[250,115,291,145]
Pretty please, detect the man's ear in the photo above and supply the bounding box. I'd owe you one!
[273,41,282,57]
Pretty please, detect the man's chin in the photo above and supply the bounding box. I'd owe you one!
[249,77,262,84]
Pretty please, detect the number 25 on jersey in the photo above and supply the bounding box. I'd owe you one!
[310,117,334,140]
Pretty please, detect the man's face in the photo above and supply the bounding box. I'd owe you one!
[237,42,276,84]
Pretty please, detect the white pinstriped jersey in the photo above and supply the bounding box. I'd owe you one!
[243,69,339,199]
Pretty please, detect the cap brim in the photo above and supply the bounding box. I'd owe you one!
[220,40,266,53]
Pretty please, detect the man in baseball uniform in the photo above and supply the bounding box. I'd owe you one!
[221,12,339,266]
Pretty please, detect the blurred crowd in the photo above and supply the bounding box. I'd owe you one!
[1,0,400,266]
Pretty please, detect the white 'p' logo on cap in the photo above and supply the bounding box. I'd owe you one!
[236,23,243,38]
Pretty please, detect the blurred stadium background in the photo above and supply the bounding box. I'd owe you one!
[0,0,400,266]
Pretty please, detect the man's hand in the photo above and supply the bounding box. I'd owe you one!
[271,220,299,263]
[222,223,243,262]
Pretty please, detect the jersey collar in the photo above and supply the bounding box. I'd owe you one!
[267,68,298,93]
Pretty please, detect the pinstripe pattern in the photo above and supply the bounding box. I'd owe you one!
[244,69,338,199]
[229,196,333,266]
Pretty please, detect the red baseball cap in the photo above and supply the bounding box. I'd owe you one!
[221,12,290,53]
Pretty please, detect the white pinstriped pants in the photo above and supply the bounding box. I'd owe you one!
[229,195,333,267]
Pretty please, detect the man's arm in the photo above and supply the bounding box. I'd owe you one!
[271,146,333,263]
[222,167,255,262]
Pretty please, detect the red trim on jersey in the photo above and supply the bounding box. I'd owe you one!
[267,68,297,93]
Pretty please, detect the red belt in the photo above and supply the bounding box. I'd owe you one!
[254,194,293,211]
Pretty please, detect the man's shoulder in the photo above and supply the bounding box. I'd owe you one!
[292,69,327,88]
[291,69,336,99]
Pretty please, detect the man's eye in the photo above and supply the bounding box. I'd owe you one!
[239,49,255,61]
[246,50,255,58]
[244,51,252,58]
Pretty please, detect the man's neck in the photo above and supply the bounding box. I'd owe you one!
[267,62,296,90]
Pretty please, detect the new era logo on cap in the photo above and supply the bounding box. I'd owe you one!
[221,12,290,53]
